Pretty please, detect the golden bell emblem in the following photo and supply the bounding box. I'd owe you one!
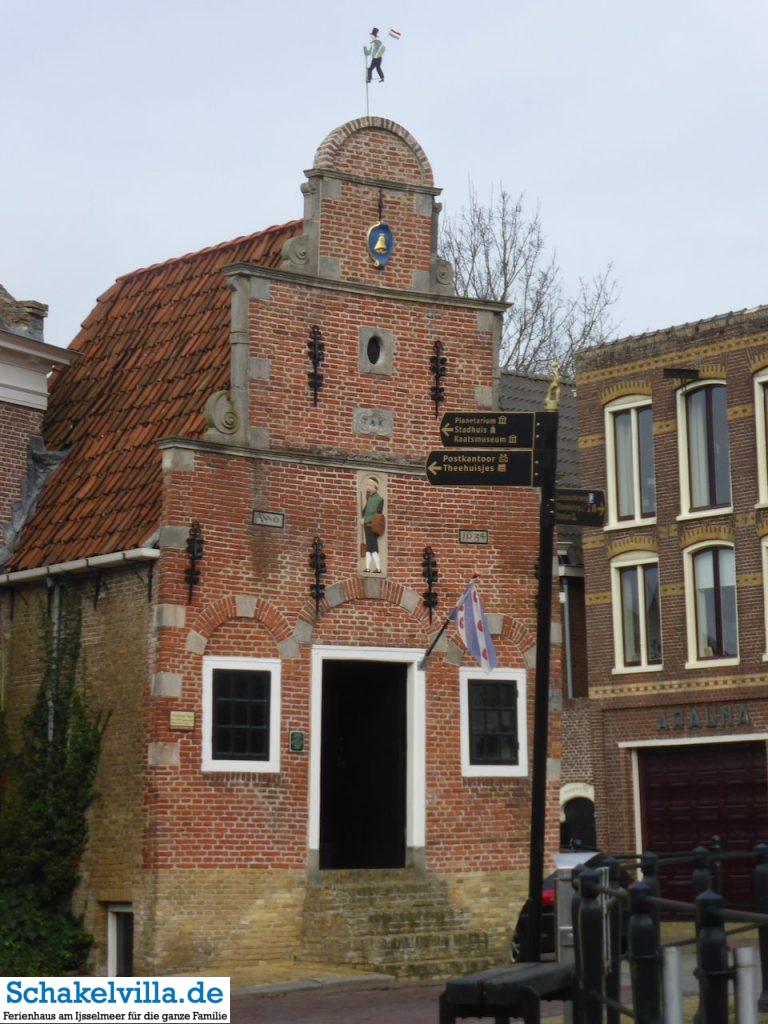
[374,232,388,254]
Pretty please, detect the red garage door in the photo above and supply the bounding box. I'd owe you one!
[639,741,768,907]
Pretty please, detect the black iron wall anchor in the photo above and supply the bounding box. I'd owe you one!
[307,325,325,405]
[309,536,327,616]
[184,521,204,604]
[429,340,447,417]
[422,546,439,622]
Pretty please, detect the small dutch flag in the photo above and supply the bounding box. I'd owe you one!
[388,28,402,40]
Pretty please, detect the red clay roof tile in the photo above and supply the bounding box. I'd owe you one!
[9,220,300,571]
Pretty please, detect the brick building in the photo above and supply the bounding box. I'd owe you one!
[0,118,562,979]
[577,306,768,902]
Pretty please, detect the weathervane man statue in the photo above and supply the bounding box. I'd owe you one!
[364,28,385,83]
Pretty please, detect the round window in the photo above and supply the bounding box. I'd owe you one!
[366,335,383,366]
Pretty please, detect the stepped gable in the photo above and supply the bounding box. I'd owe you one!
[8,221,301,572]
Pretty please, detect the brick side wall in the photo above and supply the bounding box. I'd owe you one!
[0,400,41,524]
[576,315,768,853]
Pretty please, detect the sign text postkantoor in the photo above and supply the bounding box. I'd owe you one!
[426,450,535,487]
[439,412,536,449]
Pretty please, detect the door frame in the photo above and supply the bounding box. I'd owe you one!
[309,645,426,868]
[619,733,768,859]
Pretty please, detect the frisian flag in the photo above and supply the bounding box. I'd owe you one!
[450,580,499,673]
[388,28,402,40]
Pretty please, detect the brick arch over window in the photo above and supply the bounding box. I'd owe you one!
[184,594,293,657]
[295,575,432,633]
[312,117,434,187]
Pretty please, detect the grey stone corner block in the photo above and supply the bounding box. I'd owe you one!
[151,673,182,699]
[475,310,497,333]
[399,588,421,614]
[322,176,342,201]
[235,594,257,618]
[413,192,433,217]
[363,577,383,599]
[185,630,207,655]
[157,525,188,551]
[248,426,270,450]
[550,621,563,647]
[549,689,563,712]
[546,757,562,782]
[154,603,186,629]
[278,637,301,661]
[444,640,464,667]
[161,448,195,473]
[411,270,431,292]
[523,645,537,670]
[475,385,494,409]
[486,612,504,636]
[248,356,271,382]
[148,742,180,767]
[431,631,449,654]
[324,582,345,609]
[293,619,314,645]
[318,256,340,280]
[249,277,271,301]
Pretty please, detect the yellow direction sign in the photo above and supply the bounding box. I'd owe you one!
[426,449,536,487]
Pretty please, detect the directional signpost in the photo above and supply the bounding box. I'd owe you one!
[555,487,606,528]
[426,449,536,487]
[439,411,536,450]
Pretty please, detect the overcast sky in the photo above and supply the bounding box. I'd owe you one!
[3,0,767,349]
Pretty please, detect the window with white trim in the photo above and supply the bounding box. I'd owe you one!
[610,551,662,672]
[202,656,281,772]
[604,396,656,527]
[683,543,738,666]
[459,667,527,778]
[677,382,732,516]
[754,369,768,506]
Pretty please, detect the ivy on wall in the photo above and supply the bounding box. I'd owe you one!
[0,584,107,974]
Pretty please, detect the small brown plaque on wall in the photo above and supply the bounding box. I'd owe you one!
[170,711,195,731]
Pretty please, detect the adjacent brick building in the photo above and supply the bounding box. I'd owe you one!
[0,118,562,979]
[577,306,768,903]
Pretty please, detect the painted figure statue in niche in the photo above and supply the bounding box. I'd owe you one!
[360,475,386,574]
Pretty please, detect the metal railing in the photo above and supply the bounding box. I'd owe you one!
[570,841,768,1024]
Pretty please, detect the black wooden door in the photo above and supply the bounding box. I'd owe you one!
[319,660,407,869]
[639,741,768,906]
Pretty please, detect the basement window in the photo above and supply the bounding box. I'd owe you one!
[202,657,281,773]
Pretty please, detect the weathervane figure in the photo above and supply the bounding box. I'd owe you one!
[364,27,385,83]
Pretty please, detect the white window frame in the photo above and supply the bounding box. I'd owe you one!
[754,369,768,507]
[459,667,528,778]
[610,550,663,674]
[107,903,133,978]
[683,541,739,669]
[676,379,733,521]
[201,656,281,773]
[604,395,657,530]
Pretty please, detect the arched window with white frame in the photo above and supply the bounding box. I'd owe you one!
[610,550,663,672]
[604,395,657,528]
[677,381,732,517]
[683,542,739,667]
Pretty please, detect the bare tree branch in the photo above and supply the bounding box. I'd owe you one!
[439,183,620,377]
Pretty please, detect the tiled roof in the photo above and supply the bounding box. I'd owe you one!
[8,222,301,571]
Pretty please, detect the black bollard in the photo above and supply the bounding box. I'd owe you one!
[709,836,723,896]
[640,851,661,935]
[604,857,622,1024]
[755,843,768,1011]
[579,867,605,1024]
[692,846,713,1024]
[628,880,662,1024]
[572,865,586,1024]
[695,889,729,1024]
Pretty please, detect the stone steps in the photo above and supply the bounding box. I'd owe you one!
[301,870,503,980]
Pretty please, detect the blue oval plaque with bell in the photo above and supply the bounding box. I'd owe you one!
[366,221,394,269]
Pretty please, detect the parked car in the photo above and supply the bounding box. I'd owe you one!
[510,851,630,961]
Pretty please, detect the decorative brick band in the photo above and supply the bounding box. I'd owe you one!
[578,433,604,450]
[312,117,434,186]
[737,572,762,589]
[727,403,754,422]
[749,348,768,373]
[582,534,605,550]
[680,524,735,549]
[600,380,652,405]
[699,362,727,379]
[585,591,612,607]
[652,417,676,436]
[607,535,658,559]
[592,671,768,700]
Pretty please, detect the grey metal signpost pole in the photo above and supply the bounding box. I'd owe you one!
[523,372,560,962]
